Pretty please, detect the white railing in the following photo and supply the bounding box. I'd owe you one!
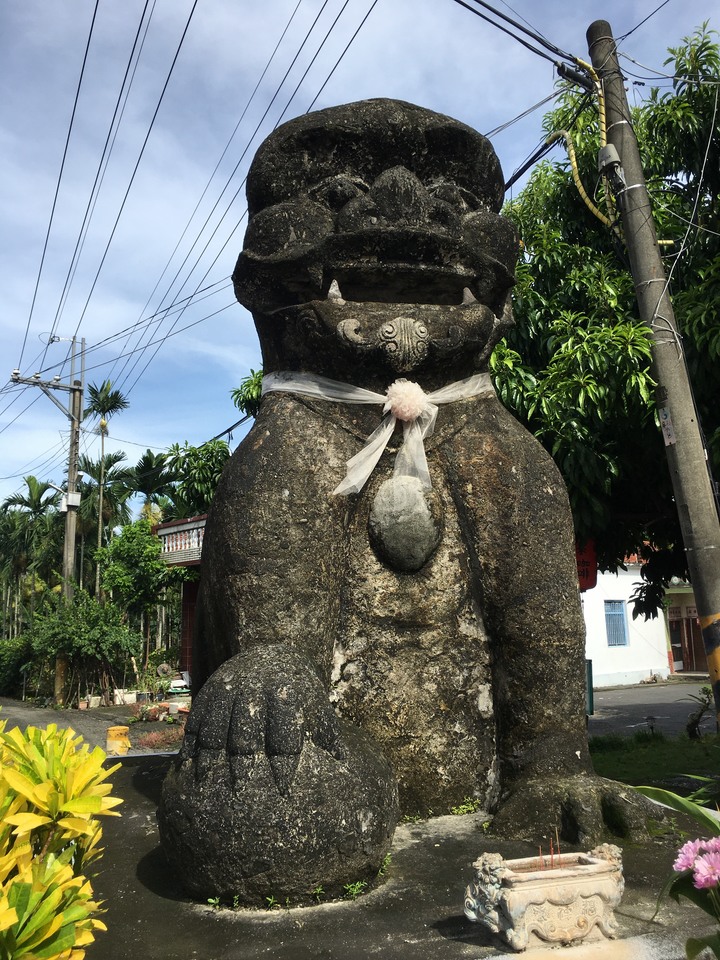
[154,515,206,566]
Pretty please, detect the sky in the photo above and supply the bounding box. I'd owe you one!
[0,0,712,507]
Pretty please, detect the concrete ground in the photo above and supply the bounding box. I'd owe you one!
[588,675,713,739]
[0,692,716,959]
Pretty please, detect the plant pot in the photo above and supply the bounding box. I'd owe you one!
[106,725,131,756]
[77,700,88,710]
[464,844,624,952]
[88,695,102,709]
[113,689,138,705]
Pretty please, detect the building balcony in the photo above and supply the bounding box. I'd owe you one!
[154,515,206,567]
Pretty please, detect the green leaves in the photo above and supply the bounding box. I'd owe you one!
[0,717,120,958]
[686,932,720,959]
[166,440,230,516]
[499,26,720,588]
[634,785,720,836]
[83,380,129,423]
[231,368,264,418]
[633,785,720,960]
[99,519,177,617]
[27,591,142,667]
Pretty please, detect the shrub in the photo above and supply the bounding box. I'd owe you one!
[0,638,32,698]
[0,715,122,958]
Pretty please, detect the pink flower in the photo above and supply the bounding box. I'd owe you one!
[705,837,720,854]
[693,852,720,889]
[674,839,706,872]
[384,380,428,422]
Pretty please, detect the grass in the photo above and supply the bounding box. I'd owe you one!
[589,730,720,787]
[135,725,185,751]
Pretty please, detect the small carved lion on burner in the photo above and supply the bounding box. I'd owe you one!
[159,99,646,907]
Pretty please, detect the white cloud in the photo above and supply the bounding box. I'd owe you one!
[0,0,712,502]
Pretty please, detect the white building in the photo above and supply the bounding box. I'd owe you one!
[581,561,703,687]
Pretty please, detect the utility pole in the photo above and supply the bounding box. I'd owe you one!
[587,21,720,719]
[11,337,85,703]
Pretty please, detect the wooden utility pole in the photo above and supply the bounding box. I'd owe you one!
[11,337,85,703]
[587,21,720,717]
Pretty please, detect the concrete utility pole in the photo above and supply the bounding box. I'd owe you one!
[11,337,85,703]
[587,21,720,718]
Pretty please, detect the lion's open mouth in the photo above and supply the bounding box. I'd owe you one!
[321,265,478,307]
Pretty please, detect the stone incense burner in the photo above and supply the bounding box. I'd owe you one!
[464,844,625,952]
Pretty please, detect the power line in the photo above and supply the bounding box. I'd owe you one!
[0,393,43,439]
[450,0,573,66]
[116,0,353,398]
[504,92,593,191]
[106,0,306,388]
[68,0,201,349]
[617,0,673,42]
[80,301,237,382]
[44,0,156,371]
[485,89,561,138]
[0,436,70,484]
[306,0,382,113]
[17,0,101,370]
[113,0,338,396]
[619,53,720,85]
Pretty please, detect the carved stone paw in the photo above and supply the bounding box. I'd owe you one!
[489,774,661,847]
[158,644,398,905]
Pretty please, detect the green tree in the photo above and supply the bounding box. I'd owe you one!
[231,368,263,418]
[28,589,142,704]
[500,24,720,609]
[165,440,230,517]
[77,452,132,593]
[99,519,180,666]
[1,476,61,627]
[84,380,129,594]
[129,449,177,520]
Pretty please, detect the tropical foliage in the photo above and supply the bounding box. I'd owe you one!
[165,440,230,517]
[99,520,183,669]
[0,437,227,699]
[26,592,142,704]
[635,784,720,959]
[499,23,720,598]
[0,716,121,958]
[231,368,263,419]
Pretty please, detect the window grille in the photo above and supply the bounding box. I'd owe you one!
[604,600,628,647]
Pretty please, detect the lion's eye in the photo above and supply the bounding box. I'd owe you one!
[309,175,369,211]
[426,181,480,212]
[243,199,334,257]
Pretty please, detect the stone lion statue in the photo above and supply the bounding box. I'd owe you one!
[158,99,647,906]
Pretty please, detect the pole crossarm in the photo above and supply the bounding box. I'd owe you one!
[12,373,74,391]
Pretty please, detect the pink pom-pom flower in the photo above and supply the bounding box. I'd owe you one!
[674,838,707,872]
[693,851,720,889]
[384,379,428,422]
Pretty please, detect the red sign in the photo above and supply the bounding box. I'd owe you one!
[575,540,598,592]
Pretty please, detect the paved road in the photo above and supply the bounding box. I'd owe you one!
[3,678,714,752]
[587,678,713,738]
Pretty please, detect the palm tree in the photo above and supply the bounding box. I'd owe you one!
[77,452,132,592]
[1,476,61,626]
[0,510,29,639]
[84,381,129,594]
[129,450,177,521]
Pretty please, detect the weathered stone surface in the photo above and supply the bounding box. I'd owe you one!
[158,645,398,904]
[159,98,617,908]
[368,476,442,571]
